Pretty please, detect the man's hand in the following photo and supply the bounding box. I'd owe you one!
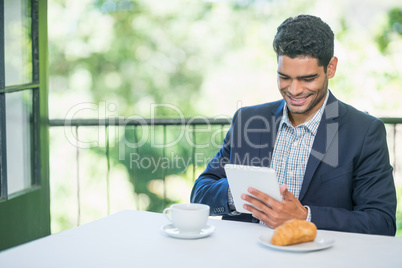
[241,184,308,228]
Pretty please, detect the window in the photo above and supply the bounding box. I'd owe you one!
[0,0,39,199]
[0,0,50,251]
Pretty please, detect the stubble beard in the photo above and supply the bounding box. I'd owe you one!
[286,88,327,115]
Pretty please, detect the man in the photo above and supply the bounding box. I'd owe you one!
[190,15,397,236]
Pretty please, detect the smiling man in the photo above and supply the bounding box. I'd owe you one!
[277,55,336,125]
[190,15,397,235]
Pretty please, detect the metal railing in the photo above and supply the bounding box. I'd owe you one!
[48,117,402,228]
[49,117,232,226]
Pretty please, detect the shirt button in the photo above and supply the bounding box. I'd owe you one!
[287,170,293,177]
[293,141,298,147]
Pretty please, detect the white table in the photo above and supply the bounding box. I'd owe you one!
[0,210,401,267]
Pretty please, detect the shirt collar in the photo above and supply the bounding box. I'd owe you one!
[279,90,329,135]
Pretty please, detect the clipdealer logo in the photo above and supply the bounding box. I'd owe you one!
[63,102,235,160]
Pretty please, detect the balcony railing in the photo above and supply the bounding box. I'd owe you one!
[48,117,402,233]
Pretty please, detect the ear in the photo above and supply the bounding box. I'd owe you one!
[326,56,338,79]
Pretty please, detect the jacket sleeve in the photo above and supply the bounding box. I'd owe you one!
[310,119,397,236]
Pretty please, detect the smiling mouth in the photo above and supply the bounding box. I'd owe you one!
[289,95,308,101]
[287,94,311,106]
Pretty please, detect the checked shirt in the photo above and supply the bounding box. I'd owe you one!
[270,91,329,199]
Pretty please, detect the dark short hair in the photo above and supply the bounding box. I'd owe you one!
[273,15,334,71]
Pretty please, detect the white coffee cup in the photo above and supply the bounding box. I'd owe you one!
[163,203,210,233]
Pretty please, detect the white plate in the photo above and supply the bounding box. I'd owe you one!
[161,224,215,239]
[258,233,335,252]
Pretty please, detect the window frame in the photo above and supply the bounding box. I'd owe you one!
[0,0,42,200]
[0,0,50,250]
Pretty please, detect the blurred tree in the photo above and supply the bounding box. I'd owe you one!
[50,0,211,116]
[377,7,402,53]
[49,0,317,117]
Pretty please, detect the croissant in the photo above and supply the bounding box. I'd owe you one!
[271,219,317,246]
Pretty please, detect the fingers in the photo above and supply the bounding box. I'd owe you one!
[241,199,276,228]
[245,187,279,207]
[241,186,307,228]
[280,184,293,200]
[279,185,300,203]
[241,196,266,211]
[280,184,288,195]
[240,187,281,228]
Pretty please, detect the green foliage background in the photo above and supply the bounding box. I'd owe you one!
[48,0,402,235]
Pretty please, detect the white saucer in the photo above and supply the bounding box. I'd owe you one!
[258,233,335,252]
[161,224,215,239]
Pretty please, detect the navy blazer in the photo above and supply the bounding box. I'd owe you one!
[190,91,397,236]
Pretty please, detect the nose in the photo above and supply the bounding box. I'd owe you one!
[289,80,303,96]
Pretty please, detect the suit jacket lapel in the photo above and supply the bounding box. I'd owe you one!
[257,100,284,167]
[299,92,344,201]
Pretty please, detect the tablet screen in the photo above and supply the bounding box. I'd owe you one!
[224,164,282,214]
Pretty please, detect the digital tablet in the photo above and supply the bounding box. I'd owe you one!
[224,164,282,214]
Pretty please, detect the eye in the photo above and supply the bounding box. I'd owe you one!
[304,78,315,82]
[279,76,289,80]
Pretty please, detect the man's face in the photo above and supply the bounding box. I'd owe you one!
[277,55,337,125]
